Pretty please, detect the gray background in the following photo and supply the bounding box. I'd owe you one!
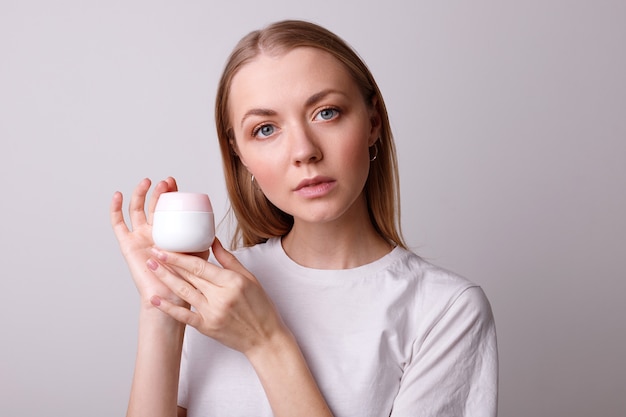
[1,1,625,416]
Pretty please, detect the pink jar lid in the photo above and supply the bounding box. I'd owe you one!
[155,192,213,212]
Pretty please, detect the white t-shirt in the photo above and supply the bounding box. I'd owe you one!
[178,238,498,416]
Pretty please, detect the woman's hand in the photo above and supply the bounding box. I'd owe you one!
[146,237,288,355]
[145,237,333,417]
[111,177,198,309]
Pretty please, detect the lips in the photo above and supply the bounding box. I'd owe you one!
[295,176,334,190]
[294,176,336,198]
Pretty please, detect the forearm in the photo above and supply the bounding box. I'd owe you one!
[246,331,333,417]
[127,306,186,417]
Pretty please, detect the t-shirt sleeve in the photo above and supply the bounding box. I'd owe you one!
[390,286,498,417]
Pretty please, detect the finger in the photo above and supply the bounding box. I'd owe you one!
[165,176,178,192]
[110,191,130,240]
[159,238,259,288]
[150,295,202,328]
[147,257,207,310]
[188,249,211,261]
[128,178,152,228]
[146,177,177,225]
[151,248,223,291]
[151,248,252,297]
[212,238,259,284]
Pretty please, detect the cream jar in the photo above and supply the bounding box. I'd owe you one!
[152,192,215,253]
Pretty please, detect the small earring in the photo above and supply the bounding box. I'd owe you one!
[369,142,379,162]
[251,173,260,192]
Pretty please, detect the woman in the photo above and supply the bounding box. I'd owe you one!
[111,20,498,417]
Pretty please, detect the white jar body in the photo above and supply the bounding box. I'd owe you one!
[152,211,215,253]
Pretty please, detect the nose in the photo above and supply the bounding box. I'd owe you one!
[290,124,322,165]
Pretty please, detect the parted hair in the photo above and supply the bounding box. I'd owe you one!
[215,20,406,249]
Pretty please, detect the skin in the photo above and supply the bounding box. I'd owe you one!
[110,177,187,417]
[230,47,390,268]
[111,47,391,417]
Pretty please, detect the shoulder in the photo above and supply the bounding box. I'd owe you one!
[389,248,482,298]
[388,248,495,325]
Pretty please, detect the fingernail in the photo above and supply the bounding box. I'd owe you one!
[146,258,158,271]
[150,295,161,307]
[150,247,167,261]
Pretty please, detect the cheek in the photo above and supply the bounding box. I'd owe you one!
[240,153,284,188]
[234,139,271,175]
[340,133,371,166]
[253,165,282,185]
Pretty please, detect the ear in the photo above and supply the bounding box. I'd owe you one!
[368,96,382,146]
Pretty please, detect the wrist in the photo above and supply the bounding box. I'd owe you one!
[245,328,303,376]
[138,302,186,334]
[244,329,333,417]
[247,325,291,351]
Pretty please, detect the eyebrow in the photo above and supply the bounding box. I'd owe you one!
[239,89,344,128]
[240,108,276,128]
[304,89,341,107]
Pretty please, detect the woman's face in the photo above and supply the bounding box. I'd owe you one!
[228,47,380,227]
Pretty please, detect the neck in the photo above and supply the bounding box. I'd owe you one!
[281,199,394,270]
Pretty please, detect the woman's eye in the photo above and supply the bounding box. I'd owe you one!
[253,124,275,138]
[315,108,339,121]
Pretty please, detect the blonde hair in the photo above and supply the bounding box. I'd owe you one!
[215,20,406,249]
